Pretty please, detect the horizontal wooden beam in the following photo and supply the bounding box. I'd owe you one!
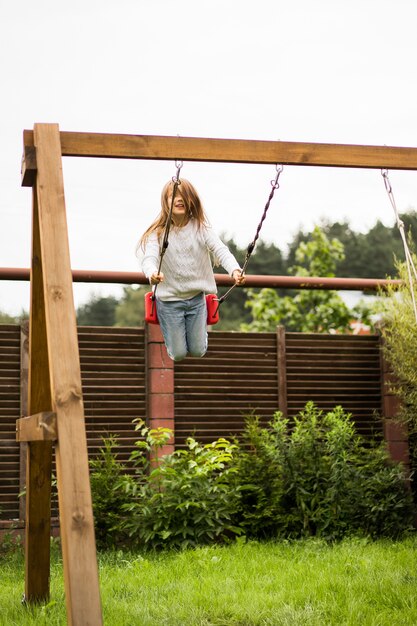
[16,411,57,442]
[21,128,417,187]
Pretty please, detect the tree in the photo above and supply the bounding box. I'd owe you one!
[0,309,28,324]
[215,236,287,330]
[115,286,147,327]
[288,211,417,280]
[76,294,118,326]
[0,311,17,323]
[243,226,353,333]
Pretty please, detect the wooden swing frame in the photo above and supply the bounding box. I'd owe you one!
[17,124,417,625]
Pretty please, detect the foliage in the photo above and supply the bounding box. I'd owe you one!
[0,311,18,323]
[378,255,417,498]
[122,420,241,550]
[76,293,118,326]
[288,211,417,279]
[90,405,413,550]
[0,309,28,324]
[234,403,414,540]
[89,436,133,549]
[215,237,286,330]
[114,286,147,327]
[379,258,417,427]
[0,529,22,556]
[231,414,287,539]
[243,226,354,332]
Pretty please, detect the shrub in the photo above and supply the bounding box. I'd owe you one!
[350,445,415,538]
[378,256,417,500]
[234,403,414,540]
[122,431,241,550]
[90,406,414,550]
[89,435,133,549]
[232,413,287,538]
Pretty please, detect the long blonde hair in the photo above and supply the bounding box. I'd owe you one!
[137,178,209,252]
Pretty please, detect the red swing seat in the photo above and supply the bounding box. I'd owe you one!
[144,292,219,325]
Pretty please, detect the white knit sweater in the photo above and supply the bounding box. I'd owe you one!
[141,220,241,301]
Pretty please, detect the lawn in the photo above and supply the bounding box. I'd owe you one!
[1,537,417,625]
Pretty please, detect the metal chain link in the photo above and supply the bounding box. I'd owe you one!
[241,164,284,274]
[158,160,183,267]
[381,168,417,323]
[216,164,284,307]
[152,160,183,303]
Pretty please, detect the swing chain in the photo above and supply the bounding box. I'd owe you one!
[271,163,284,189]
[173,160,183,183]
[242,163,284,270]
[216,164,284,308]
[381,169,404,230]
[160,160,183,256]
[152,160,184,306]
[381,168,417,324]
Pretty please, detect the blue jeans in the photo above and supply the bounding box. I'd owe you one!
[156,293,208,361]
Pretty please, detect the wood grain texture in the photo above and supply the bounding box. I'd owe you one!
[16,411,57,442]
[21,142,37,187]
[25,184,53,602]
[33,123,102,625]
[22,129,417,170]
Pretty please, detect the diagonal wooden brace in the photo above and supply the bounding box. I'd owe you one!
[16,411,57,442]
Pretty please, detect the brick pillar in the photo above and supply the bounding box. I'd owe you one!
[146,323,175,461]
[380,345,410,468]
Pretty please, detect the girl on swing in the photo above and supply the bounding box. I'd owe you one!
[138,178,245,362]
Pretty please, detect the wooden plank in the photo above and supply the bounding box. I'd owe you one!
[21,141,37,187]
[17,412,57,442]
[34,124,102,625]
[22,129,417,171]
[25,183,53,603]
[277,326,288,417]
[78,326,143,336]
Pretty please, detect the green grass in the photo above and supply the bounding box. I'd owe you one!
[1,537,417,625]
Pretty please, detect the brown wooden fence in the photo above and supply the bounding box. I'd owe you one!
[0,324,387,522]
[175,331,281,445]
[0,325,21,521]
[284,332,382,437]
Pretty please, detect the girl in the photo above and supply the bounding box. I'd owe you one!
[139,178,245,361]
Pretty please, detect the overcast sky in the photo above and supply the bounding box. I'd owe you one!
[2,0,417,315]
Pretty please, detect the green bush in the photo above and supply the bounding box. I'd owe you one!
[89,435,133,549]
[231,413,287,539]
[378,256,417,500]
[89,406,414,550]
[350,445,415,538]
[122,427,241,550]
[234,403,414,540]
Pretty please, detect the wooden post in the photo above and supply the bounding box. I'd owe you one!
[26,124,103,624]
[24,183,53,602]
[277,326,288,417]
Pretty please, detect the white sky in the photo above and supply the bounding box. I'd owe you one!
[2,0,417,315]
